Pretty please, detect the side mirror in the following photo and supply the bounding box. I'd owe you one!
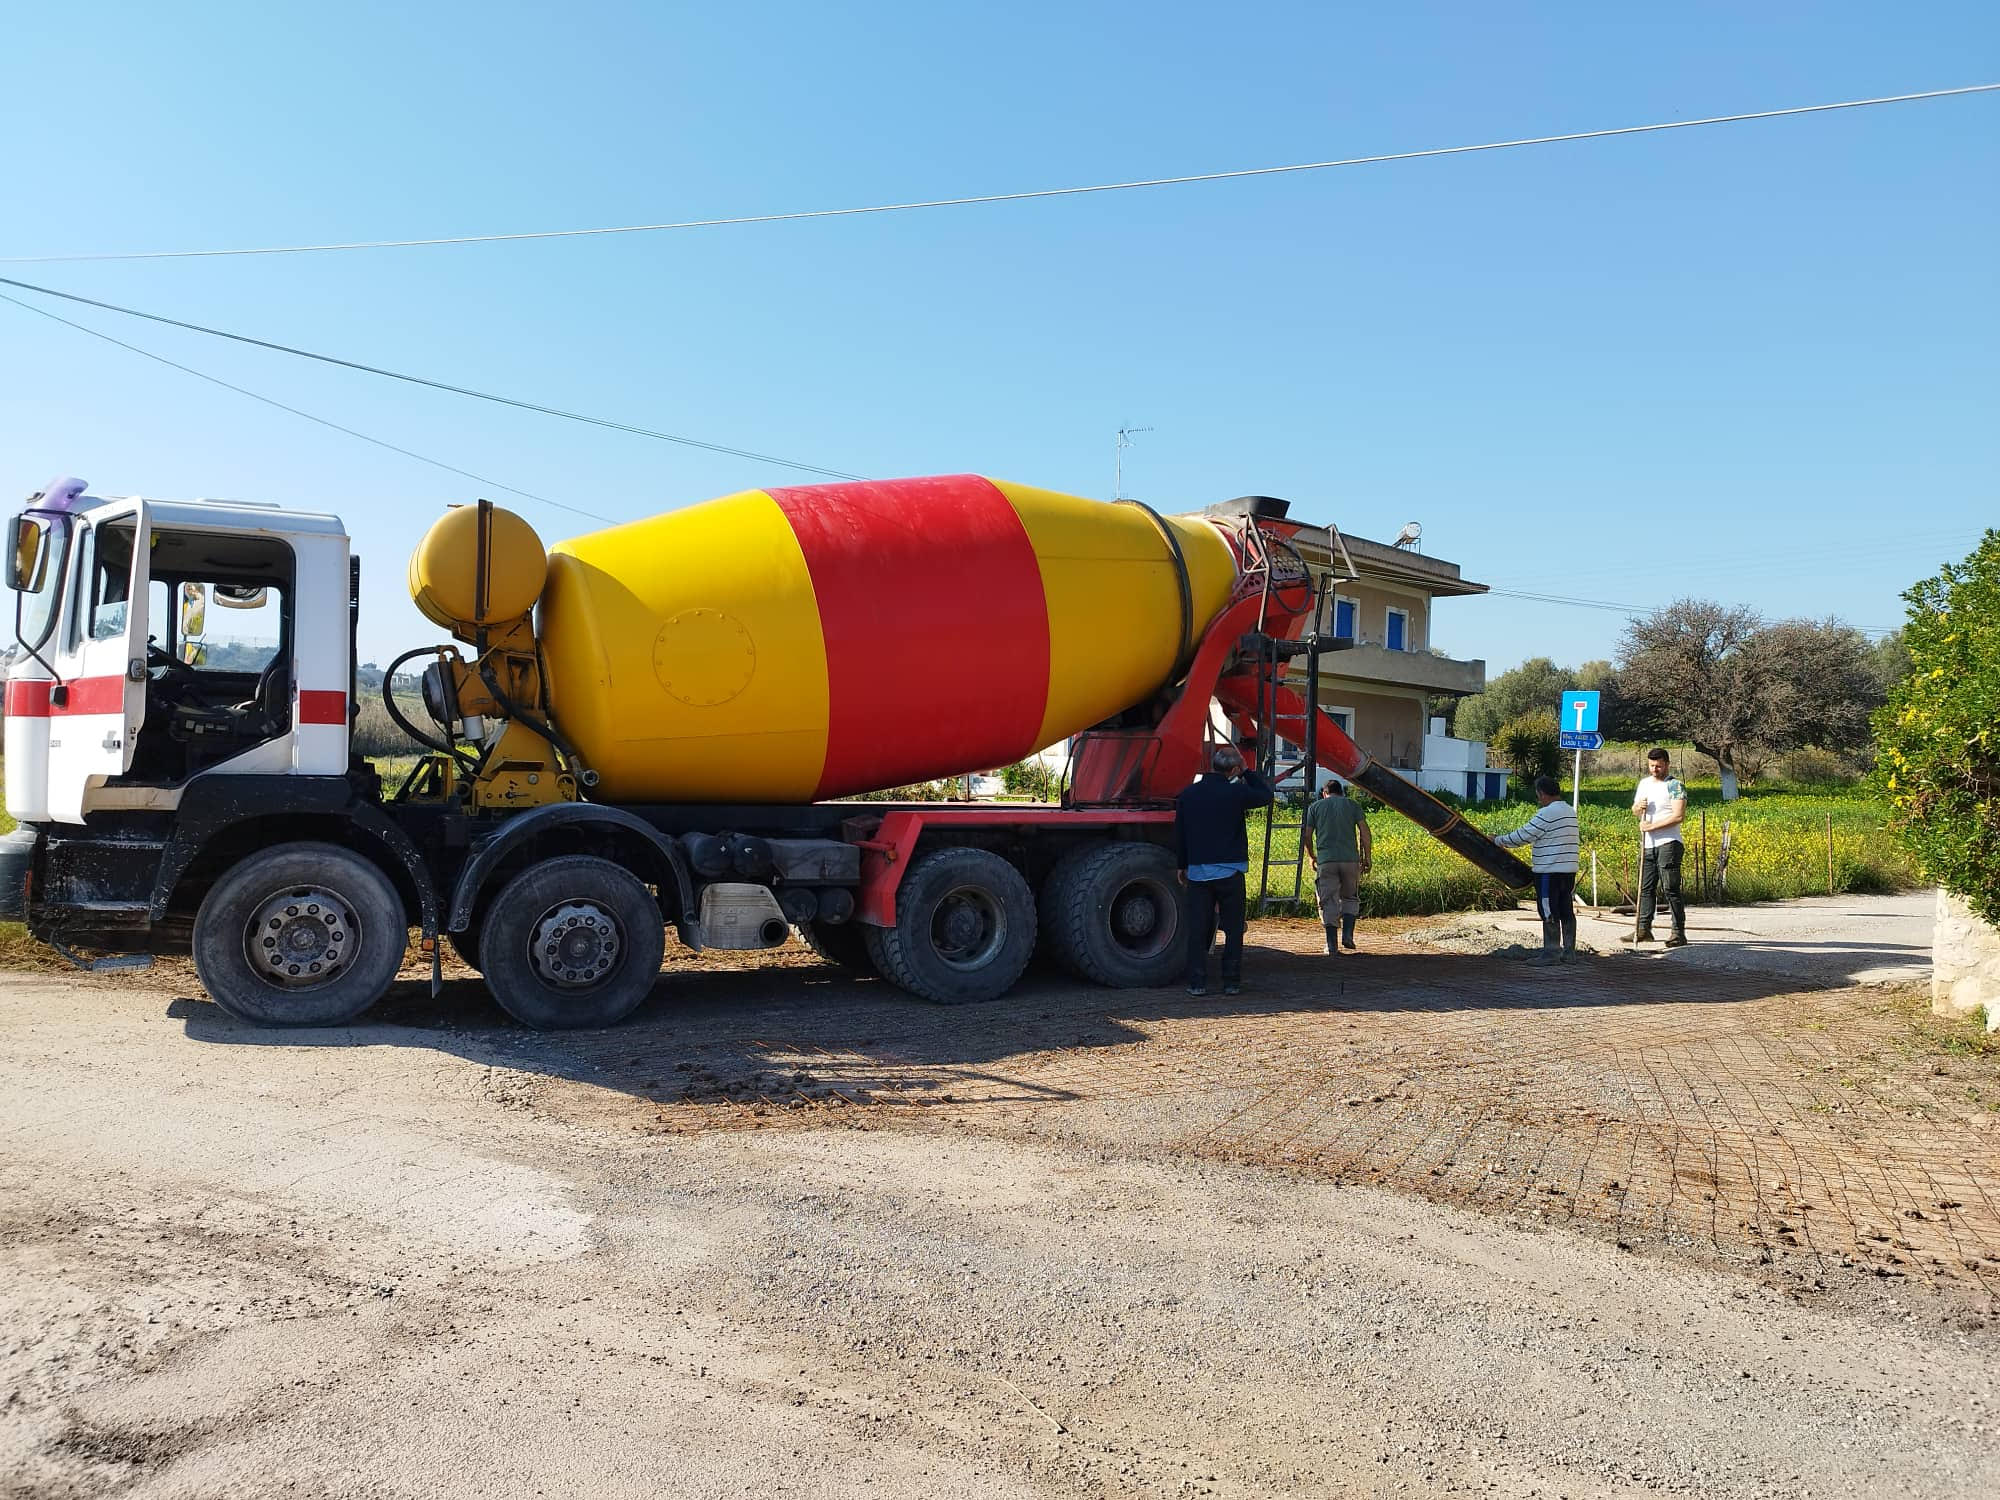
[211,583,269,609]
[178,581,208,642]
[6,516,46,593]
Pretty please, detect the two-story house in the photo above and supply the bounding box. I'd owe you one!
[1205,499,1506,797]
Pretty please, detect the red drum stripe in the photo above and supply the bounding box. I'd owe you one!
[768,475,1051,798]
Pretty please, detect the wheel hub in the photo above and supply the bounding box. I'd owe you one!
[1108,876,1175,959]
[1112,888,1160,940]
[531,902,622,988]
[247,887,355,988]
[931,885,1005,970]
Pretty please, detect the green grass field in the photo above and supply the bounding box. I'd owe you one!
[1249,778,1921,918]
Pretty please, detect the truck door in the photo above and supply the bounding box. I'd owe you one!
[46,503,151,824]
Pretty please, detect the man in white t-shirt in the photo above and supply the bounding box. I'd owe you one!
[1625,747,1689,947]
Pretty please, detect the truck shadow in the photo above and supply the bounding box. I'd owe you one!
[166,935,1902,1117]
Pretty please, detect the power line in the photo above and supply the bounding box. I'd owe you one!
[6,84,1993,265]
[0,276,867,483]
[0,292,613,524]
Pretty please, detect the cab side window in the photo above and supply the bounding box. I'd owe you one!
[85,522,136,643]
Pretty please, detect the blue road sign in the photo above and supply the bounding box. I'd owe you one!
[1559,730,1604,751]
[1559,690,1601,735]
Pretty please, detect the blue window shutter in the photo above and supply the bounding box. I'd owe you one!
[1387,611,1406,651]
[1335,599,1355,638]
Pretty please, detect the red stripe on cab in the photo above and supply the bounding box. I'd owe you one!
[4,675,126,718]
[768,475,1051,799]
[5,679,52,717]
[296,690,347,726]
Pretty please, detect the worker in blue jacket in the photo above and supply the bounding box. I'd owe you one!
[1175,744,1275,996]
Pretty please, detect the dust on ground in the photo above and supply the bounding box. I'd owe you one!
[2,898,1996,1498]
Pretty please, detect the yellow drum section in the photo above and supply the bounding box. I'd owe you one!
[989,480,1236,749]
[540,489,830,802]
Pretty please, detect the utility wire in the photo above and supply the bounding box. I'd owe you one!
[5,84,1993,264]
[0,292,614,524]
[0,275,866,483]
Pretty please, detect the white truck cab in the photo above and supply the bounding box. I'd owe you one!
[5,478,354,827]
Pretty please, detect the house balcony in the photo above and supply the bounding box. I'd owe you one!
[1307,642,1486,696]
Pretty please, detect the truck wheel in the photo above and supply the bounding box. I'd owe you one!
[1045,842,1183,988]
[193,842,407,1027]
[478,856,665,1030]
[1035,843,1099,976]
[799,919,874,973]
[864,847,1034,1005]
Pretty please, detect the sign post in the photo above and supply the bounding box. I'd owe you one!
[1557,691,1601,814]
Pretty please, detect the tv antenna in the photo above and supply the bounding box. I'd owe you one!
[1114,424,1153,500]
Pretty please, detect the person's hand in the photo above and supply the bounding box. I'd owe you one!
[1362,859,1372,875]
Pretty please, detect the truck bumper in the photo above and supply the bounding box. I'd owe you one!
[0,827,38,921]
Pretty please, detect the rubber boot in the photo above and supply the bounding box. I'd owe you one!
[1323,923,1340,956]
[1340,914,1358,950]
[1559,916,1578,962]
[1663,922,1688,949]
[1530,918,1562,966]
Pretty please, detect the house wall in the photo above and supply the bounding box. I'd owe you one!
[1328,579,1428,651]
[1318,683,1427,770]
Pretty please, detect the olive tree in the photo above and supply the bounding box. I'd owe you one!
[1616,601,1772,800]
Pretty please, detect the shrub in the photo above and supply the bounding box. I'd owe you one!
[351,695,427,757]
[1492,711,1560,787]
[1000,758,1059,800]
[1874,530,2000,925]
[1769,746,1858,787]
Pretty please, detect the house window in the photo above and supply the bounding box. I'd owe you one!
[1385,606,1409,652]
[1334,597,1356,640]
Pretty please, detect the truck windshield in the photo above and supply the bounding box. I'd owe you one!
[11,511,72,655]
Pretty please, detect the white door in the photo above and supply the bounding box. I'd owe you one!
[47,504,151,824]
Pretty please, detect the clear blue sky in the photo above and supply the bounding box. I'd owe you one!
[4,2,1994,671]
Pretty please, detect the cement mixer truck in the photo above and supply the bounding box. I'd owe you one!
[1,473,1529,1029]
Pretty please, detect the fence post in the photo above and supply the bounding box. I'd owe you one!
[1826,811,1835,896]
[1699,807,1707,902]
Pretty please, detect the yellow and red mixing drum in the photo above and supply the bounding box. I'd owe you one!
[530,475,1239,803]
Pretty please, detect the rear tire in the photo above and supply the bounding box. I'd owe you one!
[445,925,483,971]
[864,846,1035,1005]
[193,841,406,1027]
[1043,841,1183,988]
[478,856,665,1030]
[799,919,874,973]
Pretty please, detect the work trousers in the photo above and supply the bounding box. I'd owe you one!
[1639,840,1685,931]
[1536,871,1578,950]
[1184,872,1247,987]
[1313,861,1362,919]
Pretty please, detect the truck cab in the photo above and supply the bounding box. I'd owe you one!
[5,478,355,826]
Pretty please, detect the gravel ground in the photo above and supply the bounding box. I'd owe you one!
[2,904,1996,1498]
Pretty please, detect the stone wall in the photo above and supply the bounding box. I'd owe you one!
[1933,888,2000,1033]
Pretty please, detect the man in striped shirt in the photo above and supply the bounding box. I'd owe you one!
[1494,775,1580,966]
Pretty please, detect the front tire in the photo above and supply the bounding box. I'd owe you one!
[478,856,665,1030]
[864,846,1035,1005]
[193,841,407,1027]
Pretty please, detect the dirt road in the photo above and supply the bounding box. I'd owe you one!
[3,919,1996,1498]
